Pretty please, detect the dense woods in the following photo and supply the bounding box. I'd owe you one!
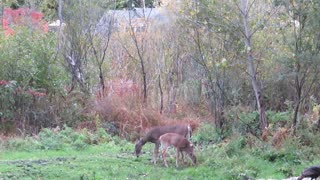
[0,0,320,144]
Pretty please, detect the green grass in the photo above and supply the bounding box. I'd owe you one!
[0,140,319,180]
[0,143,210,180]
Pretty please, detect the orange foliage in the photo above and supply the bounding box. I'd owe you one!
[94,79,200,140]
[272,127,290,148]
[76,121,97,132]
[261,126,291,148]
[262,127,273,142]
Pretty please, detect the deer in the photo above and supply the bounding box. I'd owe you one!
[159,132,196,167]
[298,165,320,180]
[135,124,192,164]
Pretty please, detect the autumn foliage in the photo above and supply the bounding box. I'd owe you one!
[93,79,198,140]
[2,8,48,36]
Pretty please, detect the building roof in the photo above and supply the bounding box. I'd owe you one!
[95,8,172,33]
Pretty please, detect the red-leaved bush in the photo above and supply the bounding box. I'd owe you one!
[2,8,48,36]
[94,79,149,140]
[0,80,9,86]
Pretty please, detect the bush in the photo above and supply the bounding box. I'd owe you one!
[1,125,124,152]
[266,111,291,127]
[192,123,220,145]
[294,127,320,161]
[225,135,246,156]
[95,128,113,143]
[72,137,88,150]
[235,111,260,135]
[5,137,40,151]
[0,28,70,134]
[262,149,301,165]
[38,128,66,150]
[94,79,164,141]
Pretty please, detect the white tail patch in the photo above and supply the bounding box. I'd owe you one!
[187,124,192,140]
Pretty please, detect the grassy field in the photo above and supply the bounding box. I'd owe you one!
[0,143,213,180]
[1,139,318,180]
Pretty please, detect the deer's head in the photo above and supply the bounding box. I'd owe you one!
[135,139,143,157]
[188,143,197,165]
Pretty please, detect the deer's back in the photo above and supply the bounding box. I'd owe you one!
[145,125,188,143]
[159,133,189,148]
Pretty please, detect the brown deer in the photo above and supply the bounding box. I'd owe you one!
[135,124,192,164]
[159,133,196,167]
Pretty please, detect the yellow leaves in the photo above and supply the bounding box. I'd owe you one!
[215,58,228,69]
[312,105,320,115]
[190,10,197,17]
[311,104,320,123]
[207,61,213,68]
[178,8,184,14]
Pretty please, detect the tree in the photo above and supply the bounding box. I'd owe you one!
[117,10,151,105]
[87,11,114,95]
[177,0,233,132]
[61,0,111,95]
[179,0,277,132]
[239,0,268,130]
[275,0,320,129]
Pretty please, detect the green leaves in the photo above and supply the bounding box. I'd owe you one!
[0,28,60,91]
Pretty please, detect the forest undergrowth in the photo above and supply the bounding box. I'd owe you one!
[1,114,320,180]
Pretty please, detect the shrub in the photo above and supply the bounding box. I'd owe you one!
[225,135,246,156]
[0,124,129,152]
[94,79,163,140]
[266,111,291,127]
[235,111,260,135]
[72,137,88,150]
[95,128,112,143]
[5,137,40,151]
[0,28,72,135]
[294,127,320,161]
[192,123,221,145]
[262,149,301,165]
[38,128,66,150]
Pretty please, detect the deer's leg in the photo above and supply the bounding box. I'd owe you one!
[181,151,185,164]
[175,148,180,167]
[162,145,169,167]
[153,141,160,164]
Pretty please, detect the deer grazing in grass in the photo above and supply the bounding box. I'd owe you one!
[135,124,192,164]
[159,133,196,167]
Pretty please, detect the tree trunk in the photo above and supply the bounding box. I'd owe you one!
[159,74,163,114]
[128,13,148,105]
[292,64,302,128]
[140,58,147,104]
[292,100,300,129]
[240,0,268,131]
[99,67,105,94]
